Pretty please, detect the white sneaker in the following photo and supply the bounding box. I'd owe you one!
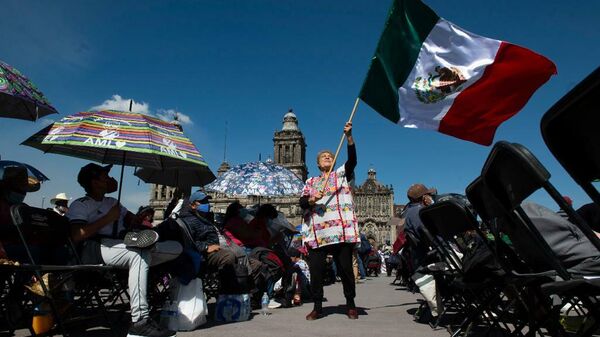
[268,299,282,309]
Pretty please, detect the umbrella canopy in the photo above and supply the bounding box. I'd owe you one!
[0,60,58,121]
[0,160,49,183]
[22,110,208,169]
[134,166,216,188]
[205,161,304,196]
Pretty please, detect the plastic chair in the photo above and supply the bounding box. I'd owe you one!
[480,141,600,336]
[541,67,600,205]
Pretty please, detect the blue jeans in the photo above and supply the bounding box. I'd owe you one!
[357,255,366,278]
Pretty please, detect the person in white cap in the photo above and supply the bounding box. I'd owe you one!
[50,192,70,216]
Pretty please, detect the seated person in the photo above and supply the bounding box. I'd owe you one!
[225,203,278,250]
[66,163,182,337]
[177,191,237,289]
[577,202,600,234]
[288,248,312,304]
[0,166,60,263]
[222,201,247,247]
[137,206,155,229]
[522,202,600,276]
[49,192,70,216]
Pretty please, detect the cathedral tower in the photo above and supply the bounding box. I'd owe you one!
[273,109,307,181]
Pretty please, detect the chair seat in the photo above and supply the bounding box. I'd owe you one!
[540,277,600,297]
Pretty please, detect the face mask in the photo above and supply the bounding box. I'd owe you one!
[4,190,26,204]
[197,203,210,213]
[56,205,69,214]
[106,177,118,193]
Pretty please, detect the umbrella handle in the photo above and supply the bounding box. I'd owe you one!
[113,152,126,238]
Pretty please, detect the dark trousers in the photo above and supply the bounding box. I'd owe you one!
[308,243,356,311]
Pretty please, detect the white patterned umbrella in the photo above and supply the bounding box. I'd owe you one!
[205,161,303,196]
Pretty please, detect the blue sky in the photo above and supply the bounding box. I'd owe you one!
[0,0,598,212]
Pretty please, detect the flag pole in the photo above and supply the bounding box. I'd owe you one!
[320,97,360,193]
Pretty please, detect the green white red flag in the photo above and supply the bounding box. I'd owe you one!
[359,0,557,145]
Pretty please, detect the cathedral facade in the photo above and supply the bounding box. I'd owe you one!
[354,169,396,245]
[149,110,397,243]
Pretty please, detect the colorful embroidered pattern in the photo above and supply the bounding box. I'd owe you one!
[301,166,360,249]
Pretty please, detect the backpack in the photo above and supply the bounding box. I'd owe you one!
[461,235,505,282]
[219,262,253,294]
[249,247,284,294]
[358,235,372,255]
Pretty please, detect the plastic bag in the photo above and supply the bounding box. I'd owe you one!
[174,277,207,331]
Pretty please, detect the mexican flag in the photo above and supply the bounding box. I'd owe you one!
[359,0,557,145]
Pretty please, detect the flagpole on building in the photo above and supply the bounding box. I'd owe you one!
[320,97,360,193]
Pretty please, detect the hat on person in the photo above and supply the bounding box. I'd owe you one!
[407,183,436,201]
[77,163,113,190]
[189,190,211,203]
[50,192,70,205]
[137,205,155,216]
[0,166,40,193]
[287,247,301,258]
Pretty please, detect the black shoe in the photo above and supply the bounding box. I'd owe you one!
[124,230,159,248]
[127,318,176,337]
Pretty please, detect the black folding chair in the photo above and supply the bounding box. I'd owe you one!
[420,199,513,337]
[2,204,120,336]
[480,141,600,337]
[541,67,600,206]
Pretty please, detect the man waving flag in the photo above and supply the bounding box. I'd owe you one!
[359,0,557,145]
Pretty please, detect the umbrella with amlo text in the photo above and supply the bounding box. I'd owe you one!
[22,109,210,200]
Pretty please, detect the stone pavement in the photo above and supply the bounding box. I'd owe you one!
[13,275,448,337]
[182,275,446,337]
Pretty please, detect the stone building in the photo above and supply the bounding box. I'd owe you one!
[354,168,396,245]
[273,109,308,181]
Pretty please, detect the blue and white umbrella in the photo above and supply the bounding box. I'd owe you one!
[205,161,304,196]
[0,160,49,183]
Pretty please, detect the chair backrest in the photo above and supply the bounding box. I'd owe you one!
[465,177,505,223]
[418,200,474,273]
[9,204,74,265]
[540,67,600,205]
[466,176,534,273]
[481,141,550,210]
[480,142,594,278]
[419,199,480,241]
[481,141,600,254]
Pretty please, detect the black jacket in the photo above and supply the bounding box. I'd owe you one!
[179,206,219,254]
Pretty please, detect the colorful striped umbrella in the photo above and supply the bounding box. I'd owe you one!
[0,60,58,121]
[22,110,212,199]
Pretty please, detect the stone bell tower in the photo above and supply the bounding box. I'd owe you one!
[273,109,307,181]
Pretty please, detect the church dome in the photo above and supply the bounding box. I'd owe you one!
[282,108,299,131]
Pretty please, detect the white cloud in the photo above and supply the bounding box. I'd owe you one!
[90,95,193,125]
[156,109,193,125]
[40,118,56,126]
[91,94,150,114]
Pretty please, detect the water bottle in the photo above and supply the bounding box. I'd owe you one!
[261,292,269,316]
[32,303,54,335]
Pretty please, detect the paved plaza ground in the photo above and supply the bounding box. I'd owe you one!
[12,274,447,337]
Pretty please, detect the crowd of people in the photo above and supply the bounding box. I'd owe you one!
[3,119,599,336]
